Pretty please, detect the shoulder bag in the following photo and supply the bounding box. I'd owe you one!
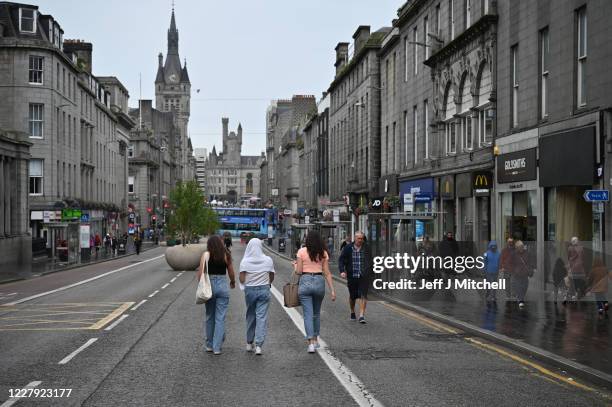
[196,252,213,304]
[283,271,301,308]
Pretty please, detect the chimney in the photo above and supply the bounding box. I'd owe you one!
[63,40,93,73]
[352,26,371,54]
[334,42,349,77]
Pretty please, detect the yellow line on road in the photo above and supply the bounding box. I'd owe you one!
[88,302,134,330]
[380,301,609,397]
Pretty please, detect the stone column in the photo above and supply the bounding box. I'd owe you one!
[0,156,4,236]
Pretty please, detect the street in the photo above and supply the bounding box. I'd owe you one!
[1,243,610,407]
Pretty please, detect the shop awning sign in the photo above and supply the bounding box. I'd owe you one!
[583,190,609,202]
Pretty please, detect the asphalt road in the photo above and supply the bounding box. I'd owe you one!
[0,243,610,407]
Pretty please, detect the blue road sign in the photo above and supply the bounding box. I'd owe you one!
[583,190,609,202]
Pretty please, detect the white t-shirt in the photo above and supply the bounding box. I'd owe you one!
[244,271,271,287]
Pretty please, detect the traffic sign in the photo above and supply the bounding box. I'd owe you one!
[583,190,609,202]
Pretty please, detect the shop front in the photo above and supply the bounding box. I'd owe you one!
[398,177,436,242]
[438,174,455,236]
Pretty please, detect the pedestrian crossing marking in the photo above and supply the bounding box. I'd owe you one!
[0,302,134,331]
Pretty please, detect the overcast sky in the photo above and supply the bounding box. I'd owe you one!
[35,0,403,155]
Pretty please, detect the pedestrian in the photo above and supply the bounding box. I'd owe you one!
[224,232,233,251]
[94,234,101,256]
[104,234,111,255]
[339,231,373,323]
[567,237,586,300]
[111,235,117,256]
[134,235,142,255]
[418,235,435,256]
[499,238,515,299]
[483,241,500,302]
[239,238,275,355]
[587,257,610,316]
[296,231,336,353]
[512,240,534,308]
[196,235,236,354]
[340,235,351,252]
[327,235,334,258]
[551,257,568,304]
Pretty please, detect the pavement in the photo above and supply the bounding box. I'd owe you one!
[0,241,611,406]
[264,238,612,390]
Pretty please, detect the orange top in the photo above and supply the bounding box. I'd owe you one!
[297,247,328,273]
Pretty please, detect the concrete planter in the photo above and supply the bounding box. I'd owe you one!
[165,243,206,271]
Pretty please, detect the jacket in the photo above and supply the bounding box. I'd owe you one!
[567,244,585,277]
[500,246,514,273]
[338,242,373,280]
[483,241,500,275]
[513,250,532,278]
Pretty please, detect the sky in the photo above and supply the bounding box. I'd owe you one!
[34,0,403,155]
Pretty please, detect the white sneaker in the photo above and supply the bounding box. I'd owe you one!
[246,343,254,352]
[308,344,316,353]
[255,346,263,355]
[205,346,213,352]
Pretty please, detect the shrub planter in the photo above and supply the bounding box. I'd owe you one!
[165,243,206,271]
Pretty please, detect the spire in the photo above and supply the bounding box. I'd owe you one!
[155,53,165,83]
[180,58,190,83]
[167,7,179,55]
[164,6,182,83]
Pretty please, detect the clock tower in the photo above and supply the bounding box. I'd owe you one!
[155,7,191,181]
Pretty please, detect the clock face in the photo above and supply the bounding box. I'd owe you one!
[169,74,177,82]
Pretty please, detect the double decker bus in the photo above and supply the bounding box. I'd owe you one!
[213,208,273,238]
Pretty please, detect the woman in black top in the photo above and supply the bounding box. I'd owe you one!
[197,235,236,354]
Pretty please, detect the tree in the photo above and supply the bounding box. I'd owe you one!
[167,181,219,246]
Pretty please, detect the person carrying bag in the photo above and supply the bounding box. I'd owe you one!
[196,235,236,355]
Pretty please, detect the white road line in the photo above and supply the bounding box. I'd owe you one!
[170,277,177,283]
[131,299,147,311]
[58,338,98,365]
[148,290,160,298]
[104,314,129,331]
[269,285,383,407]
[161,283,170,289]
[6,255,165,306]
[0,381,42,407]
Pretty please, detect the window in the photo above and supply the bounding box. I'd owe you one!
[577,8,587,107]
[29,103,44,138]
[478,108,494,145]
[404,37,408,82]
[449,0,455,40]
[511,45,519,127]
[19,8,36,33]
[540,27,549,118]
[29,159,43,195]
[127,145,134,158]
[462,115,473,150]
[413,27,418,76]
[424,17,430,60]
[404,111,408,167]
[29,56,43,84]
[445,84,457,154]
[435,4,441,35]
[446,122,457,154]
[128,176,134,194]
[413,106,418,164]
[424,100,429,159]
[465,0,471,28]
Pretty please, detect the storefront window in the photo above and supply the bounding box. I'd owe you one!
[460,197,473,241]
[501,190,537,242]
[545,186,592,241]
[477,196,490,243]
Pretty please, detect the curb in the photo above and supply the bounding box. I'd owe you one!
[263,243,612,390]
[0,245,161,285]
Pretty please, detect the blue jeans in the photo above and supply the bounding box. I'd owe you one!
[244,285,271,346]
[298,274,325,340]
[204,276,230,352]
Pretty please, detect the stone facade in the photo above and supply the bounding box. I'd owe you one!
[205,118,263,203]
[193,148,207,194]
[0,129,31,277]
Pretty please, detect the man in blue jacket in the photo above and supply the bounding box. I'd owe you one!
[339,231,374,323]
[483,240,501,302]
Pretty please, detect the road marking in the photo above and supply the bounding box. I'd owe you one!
[131,299,147,311]
[148,290,160,298]
[270,285,383,407]
[161,283,170,289]
[5,255,165,306]
[170,277,177,283]
[88,302,134,330]
[104,314,129,331]
[58,338,98,365]
[0,381,42,407]
[380,301,604,396]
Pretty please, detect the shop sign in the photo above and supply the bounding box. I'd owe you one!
[283,209,292,215]
[43,211,51,223]
[497,148,537,184]
[81,213,90,222]
[371,197,383,209]
[128,213,136,222]
[305,216,310,224]
[403,193,414,212]
[472,171,492,196]
[333,209,340,222]
[62,209,82,221]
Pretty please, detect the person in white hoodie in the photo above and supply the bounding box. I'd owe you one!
[239,238,275,355]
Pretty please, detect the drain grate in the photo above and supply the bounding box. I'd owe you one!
[342,348,419,360]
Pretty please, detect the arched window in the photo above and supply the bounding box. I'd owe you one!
[476,62,491,106]
[246,173,253,194]
[458,73,474,150]
[475,62,493,146]
[444,83,457,154]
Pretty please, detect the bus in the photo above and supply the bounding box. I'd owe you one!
[213,208,273,238]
